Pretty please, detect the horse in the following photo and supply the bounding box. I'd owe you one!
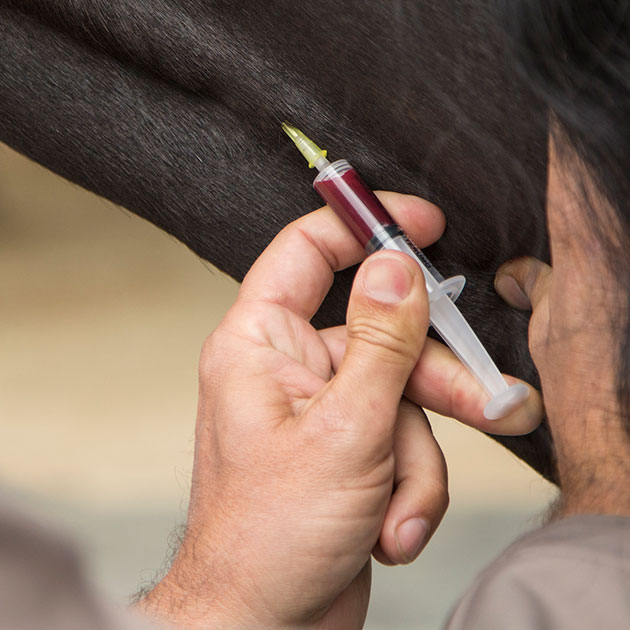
[0,0,554,481]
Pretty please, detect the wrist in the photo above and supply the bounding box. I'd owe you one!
[134,541,329,630]
[135,579,323,630]
[134,575,228,630]
[133,544,257,630]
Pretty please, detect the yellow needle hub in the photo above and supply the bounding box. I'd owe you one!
[281,121,328,169]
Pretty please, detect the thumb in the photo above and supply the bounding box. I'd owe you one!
[325,251,430,441]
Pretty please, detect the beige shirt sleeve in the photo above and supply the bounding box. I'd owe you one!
[3,496,630,630]
[446,515,630,629]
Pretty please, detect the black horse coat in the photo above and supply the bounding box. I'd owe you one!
[0,1,554,481]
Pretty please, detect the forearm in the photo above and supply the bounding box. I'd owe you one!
[134,573,241,630]
[135,574,333,630]
[133,543,260,630]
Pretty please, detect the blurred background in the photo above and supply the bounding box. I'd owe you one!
[0,143,556,629]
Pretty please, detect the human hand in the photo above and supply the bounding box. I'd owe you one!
[138,192,542,629]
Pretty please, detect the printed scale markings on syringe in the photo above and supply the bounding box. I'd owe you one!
[282,122,529,420]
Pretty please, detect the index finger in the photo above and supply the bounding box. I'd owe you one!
[319,326,543,435]
[239,192,446,320]
[404,338,544,435]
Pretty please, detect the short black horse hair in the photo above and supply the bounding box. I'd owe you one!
[2,0,583,482]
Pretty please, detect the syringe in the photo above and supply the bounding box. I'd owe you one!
[282,122,528,420]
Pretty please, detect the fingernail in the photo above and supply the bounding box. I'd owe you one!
[395,518,428,563]
[363,255,414,304]
[495,275,531,310]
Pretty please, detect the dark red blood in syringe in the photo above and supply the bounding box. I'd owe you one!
[314,165,396,249]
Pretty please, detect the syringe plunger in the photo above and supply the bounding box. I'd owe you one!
[283,124,529,419]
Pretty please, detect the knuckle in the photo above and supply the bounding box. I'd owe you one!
[198,327,234,380]
[405,473,449,516]
[199,332,218,368]
[348,316,417,364]
[305,394,394,466]
[304,389,354,438]
[420,474,450,516]
[314,398,355,436]
[448,366,471,420]
[198,333,222,383]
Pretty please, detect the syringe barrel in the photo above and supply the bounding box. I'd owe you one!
[311,157,526,418]
[313,159,443,290]
[313,159,394,248]
[429,294,508,398]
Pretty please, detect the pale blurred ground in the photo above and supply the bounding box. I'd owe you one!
[0,144,557,629]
